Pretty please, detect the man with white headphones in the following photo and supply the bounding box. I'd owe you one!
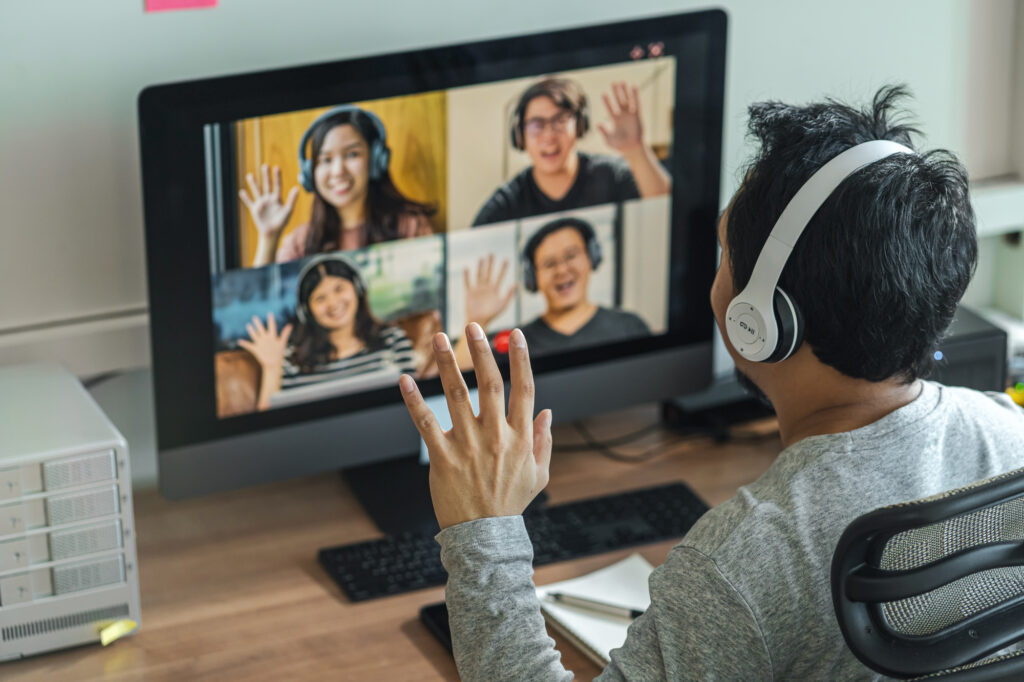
[398,86,1024,679]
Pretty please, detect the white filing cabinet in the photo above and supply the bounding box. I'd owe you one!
[0,363,141,660]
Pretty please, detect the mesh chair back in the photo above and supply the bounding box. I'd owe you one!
[832,467,1024,679]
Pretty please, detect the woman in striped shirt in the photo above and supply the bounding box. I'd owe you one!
[240,254,416,410]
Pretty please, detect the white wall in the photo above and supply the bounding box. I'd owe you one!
[0,0,1018,378]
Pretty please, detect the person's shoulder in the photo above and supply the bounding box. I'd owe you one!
[396,208,433,238]
[579,152,639,197]
[366,325,411,357]
[939,381,1023,415]
[596,307,651,331]
[580,151,629,174]
[379,324,411,345]
[678,483,769,558]
[520,316,548,334]
[276,223,310,262]
[472,170,531,226]
[932,381,1024,437]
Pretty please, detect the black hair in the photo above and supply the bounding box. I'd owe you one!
[306,109,435,254]
[512,77,589,147]
[523,217,597,268]
[290,257,383,372]
[727,85,977,382]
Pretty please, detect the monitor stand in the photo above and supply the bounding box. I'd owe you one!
[343,454,548,536]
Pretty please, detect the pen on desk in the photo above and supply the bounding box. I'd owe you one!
[546,592,645,619]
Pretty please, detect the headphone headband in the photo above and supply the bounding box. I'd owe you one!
[297,105,390,190]
[295,253,367,324]
[726,140,915,362]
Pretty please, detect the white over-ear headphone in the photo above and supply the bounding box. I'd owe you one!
[725,140,914,363]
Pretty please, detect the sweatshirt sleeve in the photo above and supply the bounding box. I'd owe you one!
[437,516,574,682]
[438,519,772,682]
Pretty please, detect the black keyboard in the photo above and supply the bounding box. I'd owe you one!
[319,481,708,602]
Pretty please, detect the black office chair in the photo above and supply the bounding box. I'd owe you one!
[832,467,1024,680]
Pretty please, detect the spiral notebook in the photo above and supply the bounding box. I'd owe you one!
[536,554,654,667]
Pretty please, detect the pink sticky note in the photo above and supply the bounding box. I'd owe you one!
[145,0,217,12]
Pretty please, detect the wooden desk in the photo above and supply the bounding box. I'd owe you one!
[3,406,780,681]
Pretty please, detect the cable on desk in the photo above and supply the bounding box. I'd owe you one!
[569,421,705,463]
[559,417,780,463]
[552,422,664,452]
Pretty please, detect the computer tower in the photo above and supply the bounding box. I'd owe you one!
[0,363,141,660]
[929,306,1008,392]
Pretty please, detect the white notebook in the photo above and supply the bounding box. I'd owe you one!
[536,554,654,667]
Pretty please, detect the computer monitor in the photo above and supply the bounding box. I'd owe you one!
[138,10,727,528]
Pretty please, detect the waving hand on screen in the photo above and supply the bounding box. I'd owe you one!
[237,313,293,411]
[454,254,516,370]
[239,164,301,267]
[597,81,672,198]
[598,82,645,154]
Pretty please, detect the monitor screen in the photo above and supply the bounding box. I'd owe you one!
[139,10,726,497]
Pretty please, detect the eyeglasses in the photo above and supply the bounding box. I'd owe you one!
[523,111,575,139]
[537,247,585,273]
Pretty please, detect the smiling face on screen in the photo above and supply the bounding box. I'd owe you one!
[307,272,360,332]
[522,95,579,177]
[313,124,370,213]
[533,226,592,313]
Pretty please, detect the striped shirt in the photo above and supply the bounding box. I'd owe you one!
[280,325,416,389]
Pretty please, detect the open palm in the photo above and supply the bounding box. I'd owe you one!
[464,255,515,329]
[598,82,644,153]
[237,313,293,370]
[239,164,300,237]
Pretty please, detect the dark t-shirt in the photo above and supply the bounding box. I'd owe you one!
[471,152,640,227]
[519,306,651,356]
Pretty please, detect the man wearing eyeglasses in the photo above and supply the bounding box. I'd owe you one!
[470,77,672,227]
[453,217,650,368]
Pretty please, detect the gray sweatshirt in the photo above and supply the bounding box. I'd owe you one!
[437,381,1024,680]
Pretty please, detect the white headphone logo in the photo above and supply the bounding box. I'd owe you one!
[725,140,914,362]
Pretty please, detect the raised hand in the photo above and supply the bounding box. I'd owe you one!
[463,254,516,329]
[597,82,644,154]
[398,325,553,529]
[239,164,300,238]
[238,313,294,411]
[237,313,293,370]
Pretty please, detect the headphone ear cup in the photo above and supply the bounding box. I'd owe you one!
[510,107,525,151]
[298,160,314,192]
[522,260,537,293]
[765,287,804,363]
[370,143,391,181]
[576,107,589,138]
[587,233,603,270]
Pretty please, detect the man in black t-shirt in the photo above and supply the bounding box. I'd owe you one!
[453,216,650,368]
[518,304,650,355]
[471,77,671,227]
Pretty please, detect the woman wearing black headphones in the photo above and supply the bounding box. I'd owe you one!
[239,255,417,410]
[240,107,435,267]
[471,78,671,227]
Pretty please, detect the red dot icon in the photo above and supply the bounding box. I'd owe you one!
[493,330,512,354]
